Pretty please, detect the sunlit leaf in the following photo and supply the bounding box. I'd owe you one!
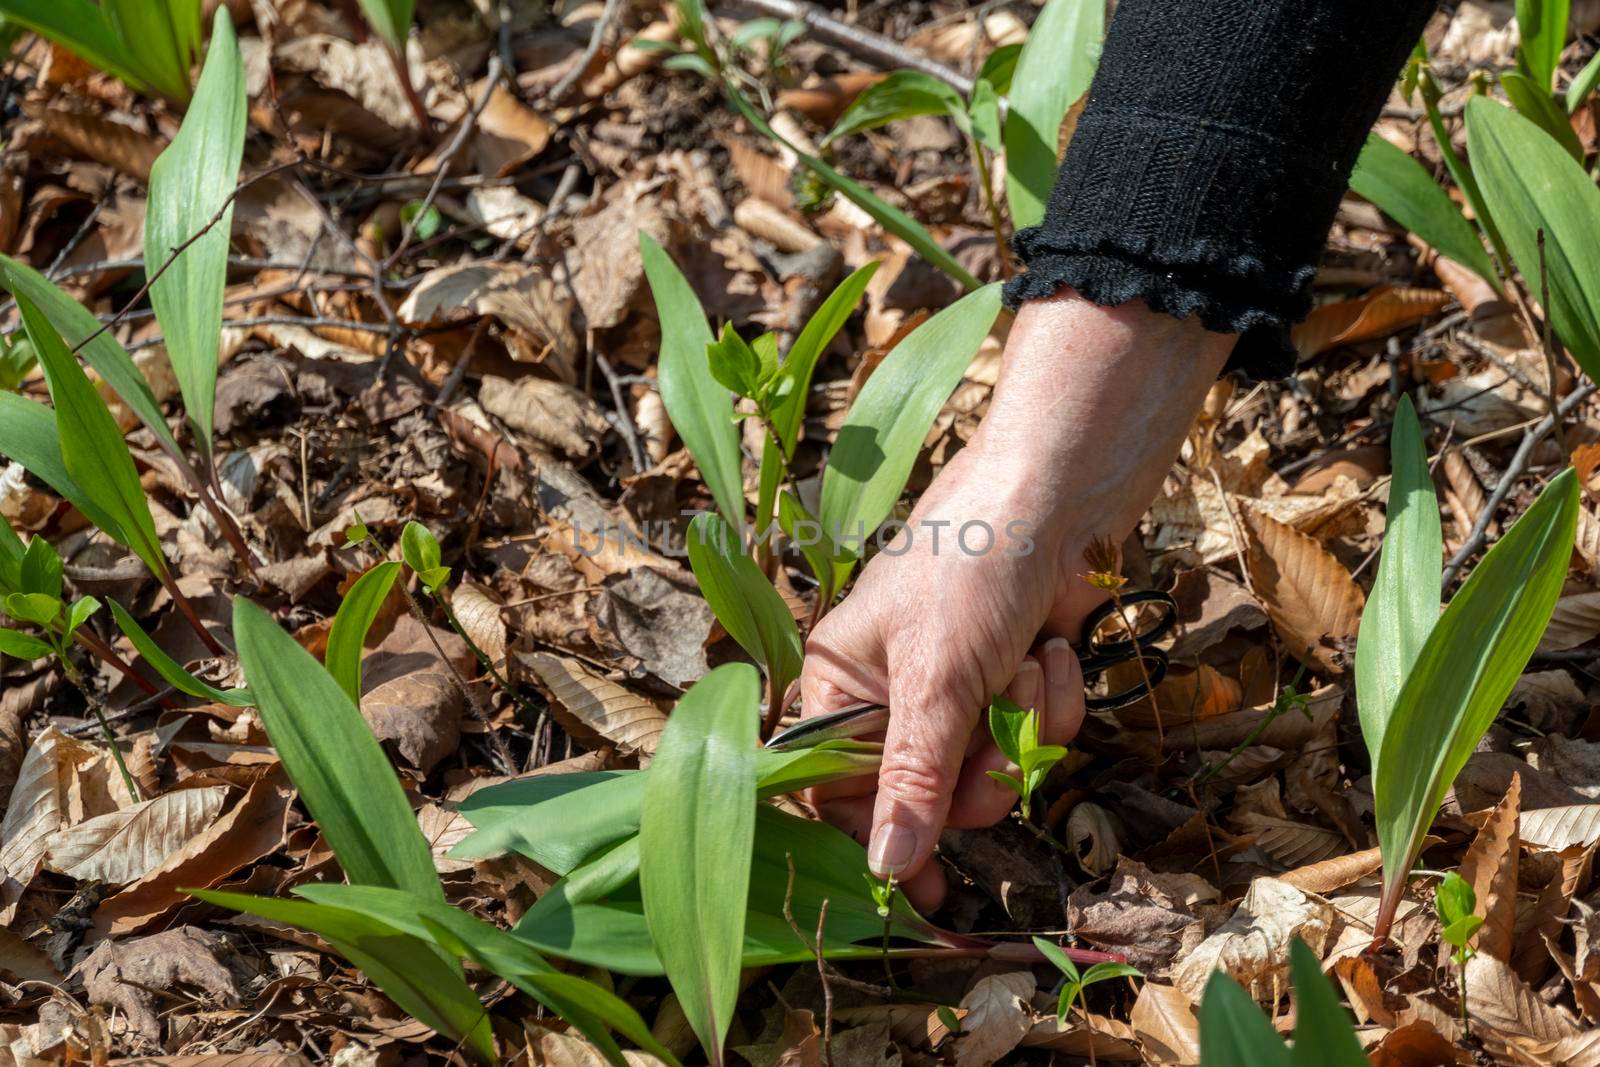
[1567,50,1600,112]
[1500,70,1585,162]
[640,232,745,524]
[108,599,252,707]
[1349,134,1499,287]
[821,70,967,146]
[145,6,246,465]
[0,0,160,96]
[326,561,401,704]
[1286,939,1367,1066]
[1004,0,1103,228]
[638,663,759,1065]
[1468,97,1600,380]
[0,391,124,540]
[1374,469,1577,936]
[103,0,199,102]
[1198,970,1291,1066]
[1354,395,1440,775]
[354,0,413,50]
[1515,0,1569,91]
[819,284,1002,588]
[233,597,442,900]
[685,513,802,706]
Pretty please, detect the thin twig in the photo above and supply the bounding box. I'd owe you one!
[734,0,975,95]
[1441,381,1596,586]
[594,350,647,474]
[548,0,624,103]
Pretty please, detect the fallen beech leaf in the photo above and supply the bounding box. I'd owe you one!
[1112,663,1240,729]
[954,972,1035,1067]
[1172,876,1335,1004]
[1230,813,1345,868]
[1065,801,1122,876]
[1065,859,1208,978]
[0,726,100,921]
[0,925,62,985]
[450,580,508,671]
[1538,591,1600,652]
[1518,804,1600,850]
[92,769,294,937]
[567,178,672,331]
[397,261,578,379]
[1332,955,1395,1027]
[1149,686,1341,754]
[1239,506,1365,674]
[523,1024,669,1066]
[516,651,668,760]
[1128,982,1199,1065]
[359,614,473,774]
[44,785,228,884]
[480,374,610,459]
[1466,953,1579,1048]
[467,80,553,177]
[1368,1019,1460,1067]
[1291,287,1452,359]
[1513,844,1590,985]
[1457,773,1520,963]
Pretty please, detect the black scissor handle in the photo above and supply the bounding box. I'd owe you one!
[1080,589,1178,660]
[1082,646,1170,710]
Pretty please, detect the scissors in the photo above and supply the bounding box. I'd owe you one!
[765,589,1178,751]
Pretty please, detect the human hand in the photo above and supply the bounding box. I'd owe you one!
[799,289,1235,911]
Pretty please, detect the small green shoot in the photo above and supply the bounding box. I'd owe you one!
[986,695,1068,818]
[1434,871,1482,1032]
[1033,935,1142,1025]
[400,520,451,594]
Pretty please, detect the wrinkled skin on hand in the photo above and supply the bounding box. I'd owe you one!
[799,288,1235,912]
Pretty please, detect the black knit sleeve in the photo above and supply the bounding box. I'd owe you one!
[1003,0,1438,379]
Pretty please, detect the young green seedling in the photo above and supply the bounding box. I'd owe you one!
[986,695,1068,819]
[1033,935,1141,1067]
[1434,871,1483,1031]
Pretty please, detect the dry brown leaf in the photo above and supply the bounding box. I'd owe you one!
[1466,953,1580,1050]
[397,261,578,380]
[1367,1019,1461,1067]
[1149,685,1341,754]
[468,80,554,177]
[27,103,161,180]
[359,615,472,774]
[1172,877,1336,1004]
[451,580,509,670]
[74,927,239,1043]
[1230,813,1345,868]
[0,924,62,985]
[1518,804,1600,850]
[776,72,886,124]
[43,785,228,884]
[954,972,1035,1067]
[1239,506,1365,675]
[1539,591,1600,652]
[1128,982,1200,1065]
[1456,773,1519,963]
[1291,287,1452,359]
[92,769,294,937]
[1332,955,1396,1027]
[1277,845,1385,894]
[523,1024,669,1065]
[516,652,667,759]
[1064,801,1122,876]
[1513,843,1591,985]
[1112,664,1240,729]
[0,726,101,921]
[567,178,672,331]
[480,374,610,459]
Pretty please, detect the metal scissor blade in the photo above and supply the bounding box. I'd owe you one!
[764,702,890,750]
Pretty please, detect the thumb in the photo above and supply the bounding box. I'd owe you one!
[868,664,982,881]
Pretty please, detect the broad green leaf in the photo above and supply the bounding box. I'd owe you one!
[0,257,182,459]
[108,599,250,705]
[1198,970,1291,1067]
[1434,870,1477,926]
[777,490,844,605]
[0,520,24,593]
[18,294,166,577]
[976,42,1023,97]
[1500,70,1585,162]
[515,804,936,975]
[1081,962,1143,987]
[326,561,401,704]
[19,536,61,599]
[400,520,450,592]
[1004,0,1103,229]
[1468,97,1600,379]
[0,0,148,93]
[4,592,58,628]
[638,663,760,1065]
[819,284,1002,587]
[104,0,198,102]
[0,392,125,540]
[453,744,881,871]
[726,88,980,290]
[640,232,745,523]
[1349,135,1499,288]
[1567,50,1600,112]
[1416,62,1509,267]
[685,513,802,705]
[233,597,442,900]
[821,70,968,146]
[145,7,246,464]
[355,0,413,50]
[1516,0,1569,91]
[63,595,99,641]
[189,890,493,1065]
[1375,469,1577,917]
[1442,915,1485,947]
[0,628,52,660]
[1287,940,1367,1066]
[706,322,768,398]
[294,884,681,1067]
[1354,395,1440,775]
[757,262,879,540]
[988,696,1031,765]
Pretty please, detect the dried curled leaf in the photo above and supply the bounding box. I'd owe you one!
[516,651,668,760]
[1291,287,1452,359]
[1239,506,1365,675]
[44,785,229,884]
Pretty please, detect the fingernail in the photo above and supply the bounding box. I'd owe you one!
[1043,637,1074,680]
[868,821,919,876]
[1011,659,1042,711]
